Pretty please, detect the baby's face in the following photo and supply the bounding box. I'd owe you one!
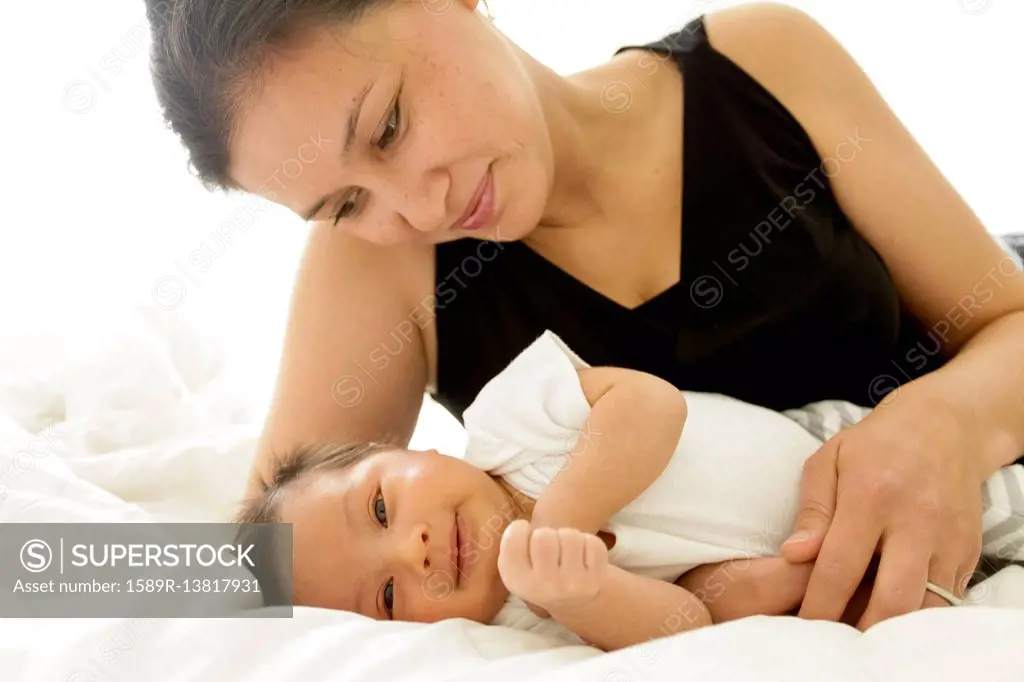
[281,448,524,624]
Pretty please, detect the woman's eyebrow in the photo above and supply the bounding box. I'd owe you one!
[300,81,375,222]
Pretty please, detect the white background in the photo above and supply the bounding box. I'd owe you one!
[1,0,1021,453]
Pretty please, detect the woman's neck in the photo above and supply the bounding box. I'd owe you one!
[518,44,674,232]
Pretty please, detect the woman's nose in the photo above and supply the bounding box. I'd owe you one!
[380,167,450,234]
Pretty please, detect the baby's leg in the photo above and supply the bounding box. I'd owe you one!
[676,555,875,625]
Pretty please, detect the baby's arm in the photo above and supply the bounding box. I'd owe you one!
[559,564,712,651]
[499,520,711,652]
[530,366,687,536]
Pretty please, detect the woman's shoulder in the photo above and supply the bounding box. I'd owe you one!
[257,226,437,457]
[701,3,865,119]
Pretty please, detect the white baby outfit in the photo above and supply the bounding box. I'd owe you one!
[460,331,1024,643]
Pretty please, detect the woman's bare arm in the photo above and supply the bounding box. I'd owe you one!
[247,224,433,497]
[705,3,1024,627]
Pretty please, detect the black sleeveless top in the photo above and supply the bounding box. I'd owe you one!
[431,15,946,421]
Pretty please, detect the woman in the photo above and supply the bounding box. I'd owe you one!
[145,0,1024,630]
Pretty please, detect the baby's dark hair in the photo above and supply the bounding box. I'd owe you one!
[234,441,395,524]
[232,441,395,608]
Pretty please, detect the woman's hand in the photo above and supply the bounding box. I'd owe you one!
[497,520,610,618]
[780,387,986,629]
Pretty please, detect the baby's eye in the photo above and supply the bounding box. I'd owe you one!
[383,578,394,619]
[374,491,387,527]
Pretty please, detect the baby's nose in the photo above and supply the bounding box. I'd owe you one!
[398,523,431,574]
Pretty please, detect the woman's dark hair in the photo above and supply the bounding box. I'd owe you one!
[144,0,390,192]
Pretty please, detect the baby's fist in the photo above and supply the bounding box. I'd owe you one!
[497,520,609,615]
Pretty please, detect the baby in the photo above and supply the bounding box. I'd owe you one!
[236,331,1024,651]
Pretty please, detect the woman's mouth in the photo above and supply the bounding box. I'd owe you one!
[455,165,495,232]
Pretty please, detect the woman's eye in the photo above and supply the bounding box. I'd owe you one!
[374,491,387,527]
[332,194,358,225]
[383,578,394,618]
[376,100,400,150]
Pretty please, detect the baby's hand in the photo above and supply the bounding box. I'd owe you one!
[497,520,609,616]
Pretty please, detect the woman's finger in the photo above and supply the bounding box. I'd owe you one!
[856,538,930,629]
[781,439,840,563]
[919,551,971,610]
[955,533,984,602]
[798,499,880,621]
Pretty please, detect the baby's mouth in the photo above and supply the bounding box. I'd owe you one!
[454,514,462,588]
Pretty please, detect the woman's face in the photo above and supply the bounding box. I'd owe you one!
[229,0,554,246]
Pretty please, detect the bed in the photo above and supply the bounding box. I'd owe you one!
[2,302,1023,682]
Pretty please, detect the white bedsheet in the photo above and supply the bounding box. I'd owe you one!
[2,302,1023,682]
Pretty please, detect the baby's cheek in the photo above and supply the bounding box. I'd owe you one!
[412,581,508,625]
[419,571,458,613]
[400,570,471,624]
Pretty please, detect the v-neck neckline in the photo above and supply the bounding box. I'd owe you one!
[509,45,692,323]
[509,240,684,319]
